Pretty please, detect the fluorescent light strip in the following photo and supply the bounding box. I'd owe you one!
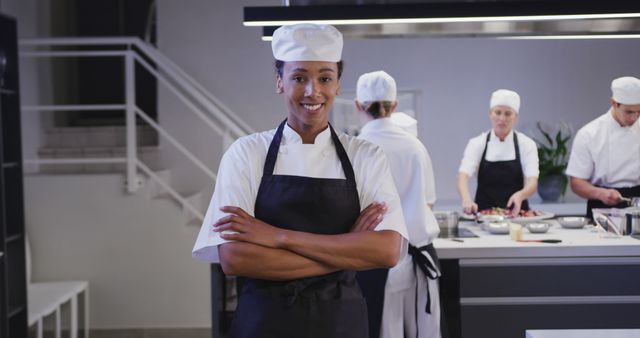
[244,13,640,27]
[501,34,640,40]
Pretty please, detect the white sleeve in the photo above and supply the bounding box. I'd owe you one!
[458,136,483,177]
[520,135,540,178]
[353,143,410,259]
[192,140,257,263]
[565,129,594,180]
[422,146,437,205]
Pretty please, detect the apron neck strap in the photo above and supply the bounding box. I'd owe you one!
[263,119,356,183]
[481,130,522,160]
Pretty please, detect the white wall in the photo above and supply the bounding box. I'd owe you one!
[24,175,210,328]
[157,0,640,203]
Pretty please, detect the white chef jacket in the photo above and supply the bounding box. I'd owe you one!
[566,110,640,188]
[458,129,539,179]
[359,118,441,337]
[193,123,409,263]
[359,118,440,291]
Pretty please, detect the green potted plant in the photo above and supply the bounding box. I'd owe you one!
[533,122,572,202]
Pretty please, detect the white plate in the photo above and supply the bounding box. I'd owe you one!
[461,211,554,223]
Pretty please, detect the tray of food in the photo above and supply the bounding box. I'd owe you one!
[461,207,554,223]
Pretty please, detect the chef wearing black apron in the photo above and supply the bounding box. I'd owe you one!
[229,120,368,337]
[566,76,640,219]
[475,131,530,211]
[192,23,409,338]
[457,89,540,216]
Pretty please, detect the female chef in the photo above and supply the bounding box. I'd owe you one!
[192,24,409,338]
[456,89,539,217]
[355,71,442,338]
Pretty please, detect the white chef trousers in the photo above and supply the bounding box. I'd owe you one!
[380,271,441,338]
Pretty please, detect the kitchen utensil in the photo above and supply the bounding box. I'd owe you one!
[626,210,640,236]
[517,239,562,243]
[620,197,640,207]
[435,211,459,238]
[557,216,589,229]
[526,222,550,233]
[487,222,510,234]
[593,208,640,236]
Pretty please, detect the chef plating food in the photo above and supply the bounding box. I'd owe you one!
[456,89,540,217]
[566,76,640,219]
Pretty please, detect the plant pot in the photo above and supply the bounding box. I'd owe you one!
[538,174,564,202]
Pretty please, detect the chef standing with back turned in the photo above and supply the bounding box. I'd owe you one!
[355,70,442,338]
[192,23,409,338]
[566,76,640,219]
[456,89,539,217]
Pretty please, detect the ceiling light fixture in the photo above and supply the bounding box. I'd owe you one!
[500,33,640,40]
[244,1,640,27]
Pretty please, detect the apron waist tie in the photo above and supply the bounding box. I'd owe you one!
[408,243,441,338]
[280,271,349,307]
[408,243,441,313]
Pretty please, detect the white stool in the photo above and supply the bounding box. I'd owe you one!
[28,281,89,338]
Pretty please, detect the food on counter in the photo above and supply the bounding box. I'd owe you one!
[480,207,545,218]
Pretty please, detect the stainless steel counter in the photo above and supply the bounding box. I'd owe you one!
[434,220,640,259]
[435,220,640,338]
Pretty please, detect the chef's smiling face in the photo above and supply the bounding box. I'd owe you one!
[611,101,640,127]
[277,61,340,132]
[489,106,518,138]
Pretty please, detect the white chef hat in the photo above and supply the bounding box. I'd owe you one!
[611,76,640,105]
[272,23,343,62]
[356,70,397,103]
[490,89,520,113]
[390,112,418,137]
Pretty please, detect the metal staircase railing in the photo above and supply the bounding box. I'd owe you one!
[19,37,252,222]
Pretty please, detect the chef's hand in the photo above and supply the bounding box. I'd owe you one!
[507,192,524,217]
[599,188,623,206]
[351,202,387,233]
[213,206,284,249]
[462,198,478,215]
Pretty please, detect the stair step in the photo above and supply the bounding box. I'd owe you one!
[142,169,173,199]
[43,125,158,148]
[183,191,204,223]
[36,146,162,174]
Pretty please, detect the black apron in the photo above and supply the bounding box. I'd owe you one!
[586,185,640,220]
[229,120,369,338]
[475,131,530,211]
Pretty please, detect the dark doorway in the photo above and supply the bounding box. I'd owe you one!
[51,0,157,126]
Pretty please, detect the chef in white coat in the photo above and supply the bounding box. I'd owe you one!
[192,24,409,338]
[566,76,640,219]
[356,70,441,338]
[388,111,437,208]
[457,89,539,217]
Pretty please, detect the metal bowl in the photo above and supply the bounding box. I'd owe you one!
[557,216,589,229]
[487,222,510,234]
[526,222,550,233]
